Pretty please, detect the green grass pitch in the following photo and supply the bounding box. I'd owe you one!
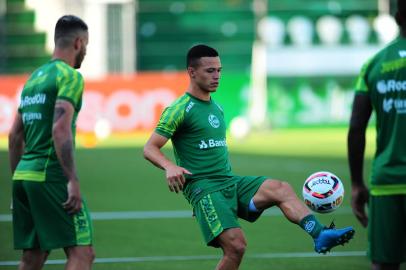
[0,128,375,269]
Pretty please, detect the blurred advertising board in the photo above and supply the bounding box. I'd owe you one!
[267,76,356,128]
[0,73,187,135]
[0,73,357,136]
[0,72,249,136]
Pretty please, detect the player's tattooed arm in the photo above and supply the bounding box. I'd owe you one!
[53,105,66,123]
[53,100,82,213]
[60,139,78,180]
[53,100,78,181]
[8,113,25,174]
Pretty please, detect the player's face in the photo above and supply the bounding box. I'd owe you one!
[74,32,88,69]
[192,57,222,93]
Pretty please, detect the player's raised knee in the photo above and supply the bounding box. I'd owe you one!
[265,179,289,191]
[268,180,296,199]
[280,180,295,193]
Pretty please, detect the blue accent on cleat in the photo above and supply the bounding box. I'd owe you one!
[314,222,355,254]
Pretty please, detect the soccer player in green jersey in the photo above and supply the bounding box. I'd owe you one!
[348,1,406,269]
[8,15,94,270]
[144,44,354,269]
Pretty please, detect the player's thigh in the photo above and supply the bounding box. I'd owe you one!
[234,175,267,222]
[193,188,240,247]
[369,195,406,264]
[12,181,40,250]
[24,181,93,250]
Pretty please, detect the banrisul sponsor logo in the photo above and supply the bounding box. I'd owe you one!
[199,140,208,149]
[376,80,406,94]
[20,93,47,108]
[22,112,42,124]
[208,114,220,128]
[383,98,394,113]
[198,138,227,149]
[383,98,406,113]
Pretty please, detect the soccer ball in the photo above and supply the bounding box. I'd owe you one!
[302,171,344,213]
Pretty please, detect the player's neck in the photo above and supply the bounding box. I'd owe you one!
[52,50,75,68]
[187,87,211,101]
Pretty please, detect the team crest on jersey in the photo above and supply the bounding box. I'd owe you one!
[208,114,220,128]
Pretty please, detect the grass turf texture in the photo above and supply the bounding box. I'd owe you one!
[0,128,374,269]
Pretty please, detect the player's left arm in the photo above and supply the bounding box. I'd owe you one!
[347,92,372,227]
[8,113,24,174]
[52,100,82,214]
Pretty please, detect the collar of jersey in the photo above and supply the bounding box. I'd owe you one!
[50,58,67,65]
[186,92,212,104]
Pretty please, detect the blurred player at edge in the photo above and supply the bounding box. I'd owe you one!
[144,44,355,270]
[8,15,95,270]
[348,1,406,269]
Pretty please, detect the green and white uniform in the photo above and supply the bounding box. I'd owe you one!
[14,59,83,182]
[156,93,232,204]
[355,36,406,263]
[12,59,93,250]
[156,93,266,246]
[356,37,406,194]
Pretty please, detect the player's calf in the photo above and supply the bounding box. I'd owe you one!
[216,228,247,269]
[20,249,49,270]
[64,245,95,270]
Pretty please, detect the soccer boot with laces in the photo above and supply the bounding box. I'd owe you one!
[314,221,355,254]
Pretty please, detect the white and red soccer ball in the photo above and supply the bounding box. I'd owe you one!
[302,171,344,213]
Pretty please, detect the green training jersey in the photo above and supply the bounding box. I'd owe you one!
[355,36,406,194]
[13,59,84,182]
[155,92,234,204]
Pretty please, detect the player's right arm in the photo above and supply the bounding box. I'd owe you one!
[347,61,373,228]
[52,100,82,214]
[8,113,24,174]
[144,132,191,193]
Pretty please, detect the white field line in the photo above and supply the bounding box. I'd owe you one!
[0,207,353,222]
[0,251,366,266]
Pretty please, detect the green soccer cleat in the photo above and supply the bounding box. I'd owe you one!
[314,221,355,254]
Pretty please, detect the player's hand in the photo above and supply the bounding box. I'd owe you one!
[351,183,369,227]
[165,164,192,193]
[63,179,82,214]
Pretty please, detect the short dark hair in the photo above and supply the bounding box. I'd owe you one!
[54,15,88,48]
[395,0,406,28]
[186,44,219,68]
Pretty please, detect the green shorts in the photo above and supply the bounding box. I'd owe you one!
[368,194,406,264]
[193,175,267,247]
[12,180,93,251]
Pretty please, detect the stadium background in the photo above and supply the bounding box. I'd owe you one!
[0,0,401,269]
